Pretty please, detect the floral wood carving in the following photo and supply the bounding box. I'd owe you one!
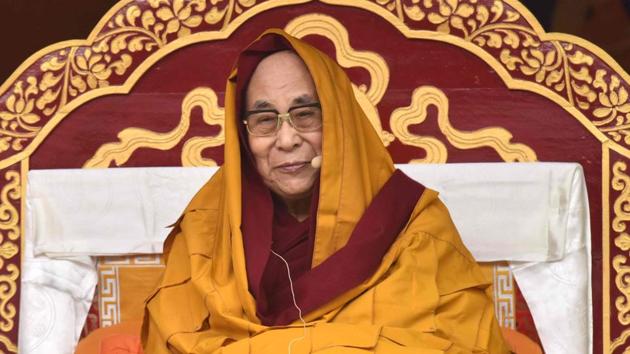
[355,0,630,148]
[0,0,274,162]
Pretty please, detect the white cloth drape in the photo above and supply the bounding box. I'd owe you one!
[399,163,592,354]
[21,163,591,354]
[18,201,96,354]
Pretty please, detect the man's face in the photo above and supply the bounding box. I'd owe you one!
[245,51,322,202]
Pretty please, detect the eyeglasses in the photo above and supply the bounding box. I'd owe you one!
[243,102,322,137]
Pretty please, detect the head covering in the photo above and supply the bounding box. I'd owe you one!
[143,27,399,344]
[143,25,396,336]
[225,29,396,267]
[232,32,410,326]
[231,36,320,323]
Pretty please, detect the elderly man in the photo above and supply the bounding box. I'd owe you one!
[141,29,509,353]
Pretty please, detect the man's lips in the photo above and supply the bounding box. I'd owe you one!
[274,161,309,172]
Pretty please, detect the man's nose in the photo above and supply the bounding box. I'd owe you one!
[275,117,301,150]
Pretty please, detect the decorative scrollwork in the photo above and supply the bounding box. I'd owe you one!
[88,13,406,166]
[181,137,221,167]
[0,168,20,351]
[612,162,630,235]
[285,14,395,146]
[613,161,630,328]
[96,0,212,54]
[180,88,226,167]
[613,255,630,326]
[33,0,213,125]
[390,1,523,39]
[615,233,630,253]
[610,328,630,353]
[595,72,630,145]
[501,44,629,144]
[379,0,588,109]
[0,0,268,160]
[0,78,41,153]
[390,85,537,163]
[0,264,18,336]
[87,12,542,166]
[363,0,630,149]
[85,87,224,168]
[390,92,449,163]
[0,333,17,353]
[0,171,20,244]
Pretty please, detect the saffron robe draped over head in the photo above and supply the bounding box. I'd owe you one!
[142,29,510,354]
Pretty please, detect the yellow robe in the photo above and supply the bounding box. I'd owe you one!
[142,29,510,354]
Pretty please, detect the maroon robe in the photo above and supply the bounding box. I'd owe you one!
[236,34,425,326]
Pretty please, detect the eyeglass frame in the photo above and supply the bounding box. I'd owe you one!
[242,102,322,137]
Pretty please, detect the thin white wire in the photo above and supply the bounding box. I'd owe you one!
[270,249,308,354]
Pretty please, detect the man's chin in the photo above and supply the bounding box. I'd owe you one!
[272,184,315,202]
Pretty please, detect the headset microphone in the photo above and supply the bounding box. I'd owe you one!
[310,156,322,169]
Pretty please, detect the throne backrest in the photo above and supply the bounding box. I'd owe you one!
[1,1,629,353]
